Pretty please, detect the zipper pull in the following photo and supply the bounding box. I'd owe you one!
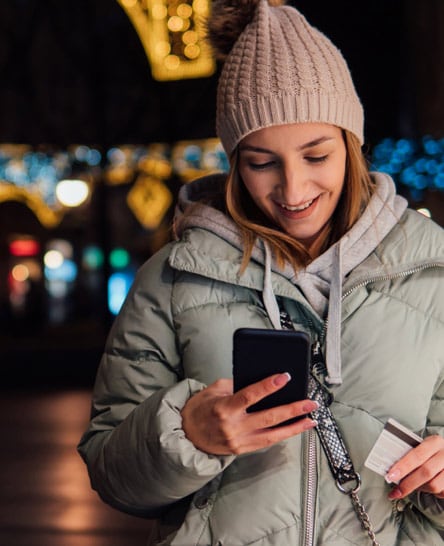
[310,341,334,406]
[311,341,327,375]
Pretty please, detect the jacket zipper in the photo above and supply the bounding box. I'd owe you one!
[322,263,443,363]
[301,262,442,546]
[303,428,317,546]
[342,262,443,300]
[302,339,324,546]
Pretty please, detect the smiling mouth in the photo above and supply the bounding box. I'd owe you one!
[280,197,317,212]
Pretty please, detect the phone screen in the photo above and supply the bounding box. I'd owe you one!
[232,328,311,415]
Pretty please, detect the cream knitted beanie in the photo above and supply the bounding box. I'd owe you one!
[207,0,364,156]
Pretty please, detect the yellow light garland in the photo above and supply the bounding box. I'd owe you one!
[0,184,63,228]
[117,0,215,81]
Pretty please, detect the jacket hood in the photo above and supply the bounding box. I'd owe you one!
[174,173,240,245]
[172,173,444,384]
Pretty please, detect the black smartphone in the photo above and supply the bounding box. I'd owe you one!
[232,328,311,419]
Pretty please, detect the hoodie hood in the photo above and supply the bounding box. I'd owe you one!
[174,172,409,384]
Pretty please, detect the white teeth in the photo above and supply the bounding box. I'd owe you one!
[281,199,314,212]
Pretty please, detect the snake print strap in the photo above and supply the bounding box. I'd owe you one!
[281,308,359,485]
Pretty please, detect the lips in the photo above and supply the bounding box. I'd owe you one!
[280,198,315,212]
[274,195,320,222]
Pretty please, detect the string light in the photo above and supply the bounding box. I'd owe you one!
[55,179,90,207]
[371,135,444,201]
[116,0,215,81]
[1,137,443,230]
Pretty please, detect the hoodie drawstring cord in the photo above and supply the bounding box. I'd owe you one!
[325,240,343,385]
[262,241,282,330]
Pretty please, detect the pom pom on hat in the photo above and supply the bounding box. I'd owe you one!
[207,0,285,61]
[208,0,365,155]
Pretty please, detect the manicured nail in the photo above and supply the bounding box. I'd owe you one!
[273,372,291,387]
[304,419,318,430]
[303,400,319,413]
[388,487,402,500]
[385,469,400,484]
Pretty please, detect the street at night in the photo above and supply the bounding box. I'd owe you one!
[0,388,154,546]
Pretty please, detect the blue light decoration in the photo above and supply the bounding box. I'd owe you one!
[44,259,78,282]
[107,247,135,315]
[82,245,104,270]
[1,137,443,320]
[370,136,444,201]
[1,137,443,230]
[0,144,101,227]
[171,138,229,181]
[108,271,134,315]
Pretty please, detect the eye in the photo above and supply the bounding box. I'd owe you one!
[305,155,328,164]
[248,160,276,171]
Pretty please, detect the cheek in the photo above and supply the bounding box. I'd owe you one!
[323,166,346,198]
[336,174,346,198]
[332,176,345,197]
[242,176,266,202]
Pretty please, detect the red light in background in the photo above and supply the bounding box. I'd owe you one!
[9,239,40,257]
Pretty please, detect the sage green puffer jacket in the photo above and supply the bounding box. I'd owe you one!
[78,180,444,545]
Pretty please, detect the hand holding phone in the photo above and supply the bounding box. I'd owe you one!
[233,328,311,422]
[181,372,318,455]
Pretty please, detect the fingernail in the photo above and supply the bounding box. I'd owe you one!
[388,487,402,500]
[385,469,400,484]
[273,372,291,387]
[304,419,318,430]
[303,400,319,413]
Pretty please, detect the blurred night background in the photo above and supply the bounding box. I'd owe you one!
[1,0,443,389]
[0,0,444,387]
[0,1,443,543]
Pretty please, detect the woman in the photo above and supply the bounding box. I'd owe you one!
[78,0,444,544]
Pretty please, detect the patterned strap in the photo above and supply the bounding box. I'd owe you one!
[279,309,381,545]
[280,310,358,486]
[309,348,359,486]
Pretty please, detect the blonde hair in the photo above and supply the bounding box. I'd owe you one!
[225,130,375,272]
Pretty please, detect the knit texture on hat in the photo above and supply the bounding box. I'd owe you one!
[211,0,364,155]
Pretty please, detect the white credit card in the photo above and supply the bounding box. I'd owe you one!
[364,418,423,481]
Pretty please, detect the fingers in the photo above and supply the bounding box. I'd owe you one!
[224,415,318,454]
[229,372,294,411]
[212,373,319,454]
[181,375,318,456]
[226,372,319,430]
[225,371,318,428]
[387,435,444,500]
[245,398,319,430]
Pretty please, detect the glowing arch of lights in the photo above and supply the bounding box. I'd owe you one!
[0,184,63,228]
[117,0,215,81]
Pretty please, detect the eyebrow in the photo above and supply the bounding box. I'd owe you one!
[239,136,335,154]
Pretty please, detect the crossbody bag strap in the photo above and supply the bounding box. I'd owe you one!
[279,309,381,546]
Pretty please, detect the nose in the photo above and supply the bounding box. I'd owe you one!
[279,163,309,204]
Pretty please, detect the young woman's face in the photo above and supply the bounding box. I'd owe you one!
[238,123,347,251]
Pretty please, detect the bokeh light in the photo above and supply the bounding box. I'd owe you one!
[56,179,89,207]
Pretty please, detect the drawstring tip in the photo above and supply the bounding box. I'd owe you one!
[326,375,342,386]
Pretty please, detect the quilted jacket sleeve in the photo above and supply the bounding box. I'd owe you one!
[77,244,234,517]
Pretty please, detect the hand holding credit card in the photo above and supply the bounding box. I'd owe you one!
[364,418,423,483]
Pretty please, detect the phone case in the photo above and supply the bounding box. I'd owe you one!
[233,328,311,415]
